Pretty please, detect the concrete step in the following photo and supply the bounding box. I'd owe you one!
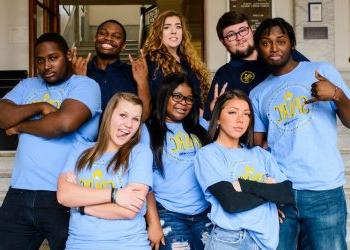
[0,152,14,206]
[78,40,139,47]
[75,39,140,65]
[77,47,138,53]
[339,71,350,85]
[75,52,137,64]
[76,42,140,64]
[342,148,350,169]
[337,122,349,157]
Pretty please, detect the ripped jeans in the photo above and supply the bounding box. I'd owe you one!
[157,203,212,250]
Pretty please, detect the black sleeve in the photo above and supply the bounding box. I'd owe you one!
[292,49,309,62]
[203,79,215,120]
[208,181,266,213]
[203,74,227,120]
[239,179,294,205]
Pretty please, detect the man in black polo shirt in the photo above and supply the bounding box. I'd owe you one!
[72,19,151,120]
[204,11,308,119]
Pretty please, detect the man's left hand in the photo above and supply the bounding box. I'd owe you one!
[305,70,339,104]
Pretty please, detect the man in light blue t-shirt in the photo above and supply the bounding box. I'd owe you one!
[0,33,101,250]
[250,18,350,250]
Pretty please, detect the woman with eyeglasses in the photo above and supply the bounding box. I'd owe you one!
[143,10,211,109]
[145,72,212,250]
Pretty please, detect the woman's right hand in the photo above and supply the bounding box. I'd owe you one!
[148,223,165,250]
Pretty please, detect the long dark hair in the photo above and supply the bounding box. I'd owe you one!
[206,90,254,147]
[76,93,143,173]
[147,72,206,176]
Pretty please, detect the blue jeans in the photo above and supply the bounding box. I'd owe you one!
[157,203,212,250]
[277,187,347,250]
[205,226,259,250]
[0,188,70,250]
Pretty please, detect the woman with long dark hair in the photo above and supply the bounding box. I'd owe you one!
[146,72,211,250]
[195,90,294,250]
[57,93,153,250]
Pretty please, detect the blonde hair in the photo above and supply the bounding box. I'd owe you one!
[76,93,143,173]
[143,10,210,104]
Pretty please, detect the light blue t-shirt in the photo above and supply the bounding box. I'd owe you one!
[153,120,210,215]
[250,61,350,190]
[195,143,287,250]
[3,75,101,191]
[63,141,153,250]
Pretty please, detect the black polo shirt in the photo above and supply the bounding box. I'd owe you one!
[87,58,137,110]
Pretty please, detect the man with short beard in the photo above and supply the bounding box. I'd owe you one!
[72,19,151,120]
[204,11,307,119]
[250,17,350,250]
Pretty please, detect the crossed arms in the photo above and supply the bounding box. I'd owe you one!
[57,172,148,219]
[0,98,91,138]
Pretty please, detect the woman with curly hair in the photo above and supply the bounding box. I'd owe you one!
[143,10,211,108]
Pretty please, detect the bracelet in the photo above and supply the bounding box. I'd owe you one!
[332,86,339,100]
[111,187,118,204]
[111,187,115,203]
[78,206,85,215]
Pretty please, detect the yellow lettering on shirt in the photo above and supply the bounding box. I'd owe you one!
[273,91,309,123]
[79,169,115,189]
[240,165,265,182]
[170,131,202,153]
[30,92,61,108]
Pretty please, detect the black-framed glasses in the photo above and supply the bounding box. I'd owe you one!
[223,26,250,41]
[171,92,195,105]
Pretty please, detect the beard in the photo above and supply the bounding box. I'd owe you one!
[230,44,256,60]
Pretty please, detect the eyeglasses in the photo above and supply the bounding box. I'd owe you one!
[223,26,250,41]
[171,93,195,105]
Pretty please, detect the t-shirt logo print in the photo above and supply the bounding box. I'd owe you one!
[168,131,201,161]
[268,84,313,131]
[228,160,266,182]
[79,168,116,189]
[240,71,255,84]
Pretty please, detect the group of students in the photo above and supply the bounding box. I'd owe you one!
[0,8,350,250]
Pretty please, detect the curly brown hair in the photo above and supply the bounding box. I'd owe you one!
[143,10,210,104]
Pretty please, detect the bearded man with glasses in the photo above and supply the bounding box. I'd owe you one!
[204,11,308,119]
